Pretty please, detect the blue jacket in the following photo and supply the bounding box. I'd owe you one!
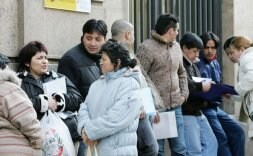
[78,67,142,156]
[196,57,222,105]
[196,57,221,84]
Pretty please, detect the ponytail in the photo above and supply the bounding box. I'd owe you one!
[129,58,137,68]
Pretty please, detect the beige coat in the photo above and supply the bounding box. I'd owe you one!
[0,69,43,156]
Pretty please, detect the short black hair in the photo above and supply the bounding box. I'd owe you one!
[0,53,10,69]
[155,14,179,35]
[100,41,137,69]
[223,36,236,50]
[17,41,48,72]
[200,31,220,49]
[180,32,203,50]
[82,19,107,38]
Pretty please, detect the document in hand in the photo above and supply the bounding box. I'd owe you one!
[192,76,212,83]
[192,84,238,102]
[43,77,67,96]
[140,87,156,116]
[153,111,178,139]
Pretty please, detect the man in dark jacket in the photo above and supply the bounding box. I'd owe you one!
[197,32,245,156]
[180,32,218,156]
[57,19,107,156]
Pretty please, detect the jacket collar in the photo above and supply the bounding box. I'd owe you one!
[18,71,57,79]
[151,31,175,47]
[79,43,101,62]
[183,55,193,66]
[101,67,140,84]
[102,67,129,81]
[0,69,21,86]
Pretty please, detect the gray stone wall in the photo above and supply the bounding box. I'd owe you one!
[0,0,128,67]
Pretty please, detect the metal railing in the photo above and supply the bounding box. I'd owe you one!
[129,0,222,63]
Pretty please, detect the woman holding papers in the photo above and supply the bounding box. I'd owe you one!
[16,41,83,148]
[77,41,141,156]
[197,32,245,156]
[180,32,218,156]
[17,41,83,119]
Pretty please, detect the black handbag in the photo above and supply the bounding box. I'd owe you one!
[62,115,81,142]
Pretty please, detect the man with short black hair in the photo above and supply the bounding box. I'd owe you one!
[136,14,189,156]
[180,32,218,156]
[58,19,107,156]
[197,32,245,156]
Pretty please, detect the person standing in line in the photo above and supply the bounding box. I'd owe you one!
[77,41,142,156]
[196,32,245,156]
[17,41,83,156]
[223,36,248,123]
[228,36,253,138]
[57,19,107,156]
[111,19,161,156]
[0,53,43,156]
[136,13,189,156]
[180,32,218,156]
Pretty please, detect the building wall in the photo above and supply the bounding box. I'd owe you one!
[222,0,253,116]
[222,0,253,85]
[0,0,129,65]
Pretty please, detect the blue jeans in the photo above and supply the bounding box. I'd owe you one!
[158,106,186,156]
[183,115,218,156]
[137,116,159,156]
[77,141,85,156]
[203,106,245,156]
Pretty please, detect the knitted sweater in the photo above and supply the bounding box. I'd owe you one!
[136,31,189,109]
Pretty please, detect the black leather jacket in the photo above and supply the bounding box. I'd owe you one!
[182,57,206,116]
[57,43,101,99]
[18,71,83,120]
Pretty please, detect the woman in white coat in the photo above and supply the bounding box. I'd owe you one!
[229,36,253,135]
[77,41,142,156]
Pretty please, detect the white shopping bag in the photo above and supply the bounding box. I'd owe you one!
[153,111,178,139]
[40,110,76,156]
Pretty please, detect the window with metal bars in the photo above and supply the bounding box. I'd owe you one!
[129,0,222,63]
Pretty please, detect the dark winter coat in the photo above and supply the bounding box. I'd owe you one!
[57,43,101,99]
[182,57,207,116]
[18,71,83,120]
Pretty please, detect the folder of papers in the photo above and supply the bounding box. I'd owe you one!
[192,84,238,102]
[153,111,178,139]
[140,87,156,116]
[42,77,67,96]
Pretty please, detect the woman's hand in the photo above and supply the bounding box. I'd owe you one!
[82,129,97,145]
[48,97,57,111]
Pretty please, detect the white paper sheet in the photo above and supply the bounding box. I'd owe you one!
[43,77,67,96]
[192,76,212,83]
[140,87,156,116]
[153,111,178,139]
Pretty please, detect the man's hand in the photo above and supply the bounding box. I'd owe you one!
[202,82,212,92]
[153,111,160,124]
[139,110,146,119]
